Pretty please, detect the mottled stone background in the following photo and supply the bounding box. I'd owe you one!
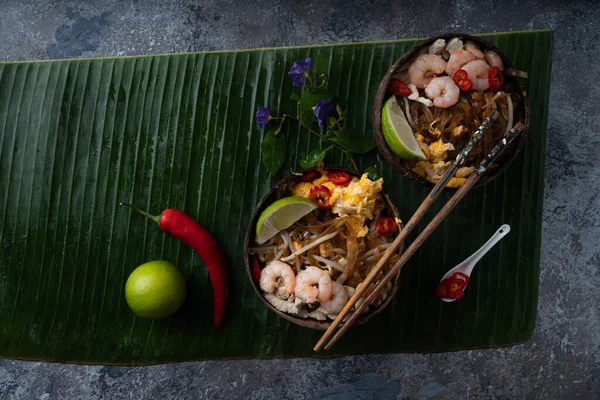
[0,0,598,399]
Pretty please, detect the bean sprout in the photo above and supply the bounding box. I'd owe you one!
[281,231,338,262]
[313,255,345,272]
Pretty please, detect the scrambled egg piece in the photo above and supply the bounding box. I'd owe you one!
[412,161,452,180]
[428,140,455,163]
[311,172,331,186]
[455,166,475,178]
[292,172,383,238]
[291,181,336,197]
[291,170,336,198]
[329,173,383,220]
[291,182,313,198]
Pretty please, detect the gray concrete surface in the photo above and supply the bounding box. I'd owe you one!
[0,0,598,398]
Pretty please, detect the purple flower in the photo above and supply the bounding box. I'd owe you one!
[288,57,312,87]
[256,106,271,128]
[313,99,335,128]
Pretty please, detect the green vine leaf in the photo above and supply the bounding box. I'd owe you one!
[261,125,287,175]
[300,146,332,169]
[365,165,381,180]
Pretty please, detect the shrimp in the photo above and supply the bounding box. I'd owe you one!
[295,266,332,303]
[424,76,460,108]
[465,41,485,59]
[484,50,504,70]
[428,38,446,55]
[319,282,349,315]
[260,260,296,299]
[445,37,463,54]
[408,54,446,89]
[445,50,477,76]
[462,60,491,91]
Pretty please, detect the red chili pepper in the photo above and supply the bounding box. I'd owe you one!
[447,279,465,299]
[328,171,352,187]
[309,185,332,209]
[453,272,470,283]
[435,281,448,298]
[251,257,262,283]
[488,66,504,91]
[121,202,229,327]
[302,170,322,182]
[388,78,412,97]
[453,69,473,92]
[436,272,469,300]
[376,217,397,235]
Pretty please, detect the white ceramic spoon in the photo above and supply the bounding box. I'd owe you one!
[439,224,511,303]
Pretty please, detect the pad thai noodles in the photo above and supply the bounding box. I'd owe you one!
[389,36,524,187]
[249,169,402,321]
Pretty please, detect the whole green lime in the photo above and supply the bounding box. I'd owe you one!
[125,260,187,319]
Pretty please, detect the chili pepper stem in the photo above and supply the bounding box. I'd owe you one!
[119,202,161,225]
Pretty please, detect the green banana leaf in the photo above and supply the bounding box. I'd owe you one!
[0,30,551,364]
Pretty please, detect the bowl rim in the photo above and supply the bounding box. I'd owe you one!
[372,33,531,189]
[243,166,404,330]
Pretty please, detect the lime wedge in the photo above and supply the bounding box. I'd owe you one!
[381,96,427,160]
[255,196,318,245]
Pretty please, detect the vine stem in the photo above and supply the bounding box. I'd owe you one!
[280,114,359,170]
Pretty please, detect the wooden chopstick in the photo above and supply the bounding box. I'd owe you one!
[313,174,471,352]
[316,121,525,351]
[313,111,500,352]
[323,173,479,350]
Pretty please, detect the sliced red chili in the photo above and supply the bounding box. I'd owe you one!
[435,281,448,298]
[328,171,352,187]
[388,78,412,97]
[453,272,470,283]
[251,257,262,283]
[488,66,504,91]
[449,287,465,299]
[447,279,465,298]
[436,272,469,300]
[302,170,322,182]
[309,185,332,209]
[376,217,397,235]
[453,69,473,92]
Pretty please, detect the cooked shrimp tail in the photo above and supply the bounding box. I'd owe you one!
[408,54,447,89]
[425,77,460,108]
[295,266,332,303]
[484,50,504,71]
[465,41,485,59]
[462,60,491,91]
[319,282,349,315]
[445,50,477,76]
[260,260,296,299]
